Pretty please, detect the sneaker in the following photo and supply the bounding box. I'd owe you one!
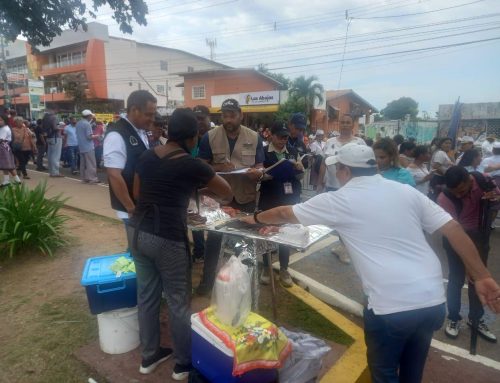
[467,319,497,343]
[260,268,270,285]
[172,363,192,381]
[445,320,460,339]
[279,269,294,288]
[331,242,351,264]
[139,347,173,374]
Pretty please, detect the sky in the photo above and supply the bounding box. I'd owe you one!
[91,0,500,116]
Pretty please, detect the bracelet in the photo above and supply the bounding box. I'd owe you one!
[254,210,263,224]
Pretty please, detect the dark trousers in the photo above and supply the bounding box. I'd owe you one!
[192,230,205,259]
[95,145,103,168]
[364,304,445,383]
[262,245,290,270]
[443,230,489,322]
[36,144,46,169]
[127,228,191,364]
[13,150,31,176]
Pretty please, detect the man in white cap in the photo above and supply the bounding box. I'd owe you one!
[241,143,500,383]
[455,135,474,164]
[76,109,99,183]
[309,129,325,155]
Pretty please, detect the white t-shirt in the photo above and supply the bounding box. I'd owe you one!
[431,150,453,173]
[323,136,366,189]
[292,174,451,315]
[407,165,430,195]
[479,155,500,177]
[103,118,149,219]
[0,126,12,141]
[482,140,493,158]
[309,140,325,156]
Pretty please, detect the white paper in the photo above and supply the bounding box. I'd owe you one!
[217,167,251,175]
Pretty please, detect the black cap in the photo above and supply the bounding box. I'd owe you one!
[220,98,241,112]
[193,105,209,117]
[271,121,290,137]
[290,113,307,129]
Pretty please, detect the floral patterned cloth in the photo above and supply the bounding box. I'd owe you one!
[199,307,292,376]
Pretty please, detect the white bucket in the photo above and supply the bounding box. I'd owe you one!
[97,306,140,354]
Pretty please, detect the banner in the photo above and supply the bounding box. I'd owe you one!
[28,79,44,111]
[239,91,280,106]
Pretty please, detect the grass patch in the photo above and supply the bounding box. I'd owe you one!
[257,284,353,346]
[0,292,100,383]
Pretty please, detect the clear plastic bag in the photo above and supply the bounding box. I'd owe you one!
[278,328,332,383]
[212,255,252,327]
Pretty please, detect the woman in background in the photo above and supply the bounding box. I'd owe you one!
[0,115,21,186]
[373,138,416,186]
[11,116,36,180]
[408,145,433,195]
[458,148,482,172]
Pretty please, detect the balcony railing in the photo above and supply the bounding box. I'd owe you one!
[41,57,86,71]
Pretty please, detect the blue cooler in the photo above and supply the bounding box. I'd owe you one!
[191,313,278,383]
[81,253,137,315]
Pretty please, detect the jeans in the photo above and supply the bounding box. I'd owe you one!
[95,145,103,168]
[443,230,489,322]
[263,245,290,270]
[364,304,445,383]
[126,228,192,364]
[66,145,79,172]
[46,137,62,175]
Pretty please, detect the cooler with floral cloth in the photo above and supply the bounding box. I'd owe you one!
[191,308,292,382]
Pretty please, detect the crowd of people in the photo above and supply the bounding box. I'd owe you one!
[2,89,499,382]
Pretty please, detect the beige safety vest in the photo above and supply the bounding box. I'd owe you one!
[208,125,259,205]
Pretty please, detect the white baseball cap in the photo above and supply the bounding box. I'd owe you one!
[82,109,93,117]
[460,136,474,144]
[325,143,377,168]
[492,141,500,149]
[316,129,325,135]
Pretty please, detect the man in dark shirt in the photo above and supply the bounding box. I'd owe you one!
[42,110,63,177]
[34,118,47,170]
[287,112,308,156]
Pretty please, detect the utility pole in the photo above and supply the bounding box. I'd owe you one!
[337,10,352,90]
[206,38,217,61]
[0,35,11,109]
[165,79,169,111]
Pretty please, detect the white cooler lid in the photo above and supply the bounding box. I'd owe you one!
[191,313,233,357]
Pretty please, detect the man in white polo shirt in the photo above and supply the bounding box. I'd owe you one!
[242,144,500,383]
[103,90,157,223]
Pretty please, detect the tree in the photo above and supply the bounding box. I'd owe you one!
[275,94,307,123]
[289,75,324,124]
[61,72,88,112]
[381,97,419,120]
[256,64,290,90]
[0,0,148,47]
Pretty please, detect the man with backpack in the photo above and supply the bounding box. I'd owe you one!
[438,166,499,342]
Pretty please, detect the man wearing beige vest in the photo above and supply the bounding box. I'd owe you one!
[196,98,265,295]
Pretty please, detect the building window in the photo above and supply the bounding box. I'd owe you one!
[156,84,165,94]
[187,66,194,73]
[192,85,205,100]
[160,60,168,71]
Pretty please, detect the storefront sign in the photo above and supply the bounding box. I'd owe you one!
[28,79,44,111]
[239,91,279,106]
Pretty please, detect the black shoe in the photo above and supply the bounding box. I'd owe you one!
[172,363,192,381]
[139,347,173,374]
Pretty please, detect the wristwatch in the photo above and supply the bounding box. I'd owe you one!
[253,210,263,224]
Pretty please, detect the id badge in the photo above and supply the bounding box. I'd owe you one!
[283,182,293,195]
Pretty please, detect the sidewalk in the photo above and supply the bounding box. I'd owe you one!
[22,169,117,221]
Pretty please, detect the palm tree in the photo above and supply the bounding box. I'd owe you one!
[289,75,324,124]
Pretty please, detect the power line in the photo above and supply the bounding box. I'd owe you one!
[352,0,485,19]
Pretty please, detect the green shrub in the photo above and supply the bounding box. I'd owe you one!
[0,182,68,257]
